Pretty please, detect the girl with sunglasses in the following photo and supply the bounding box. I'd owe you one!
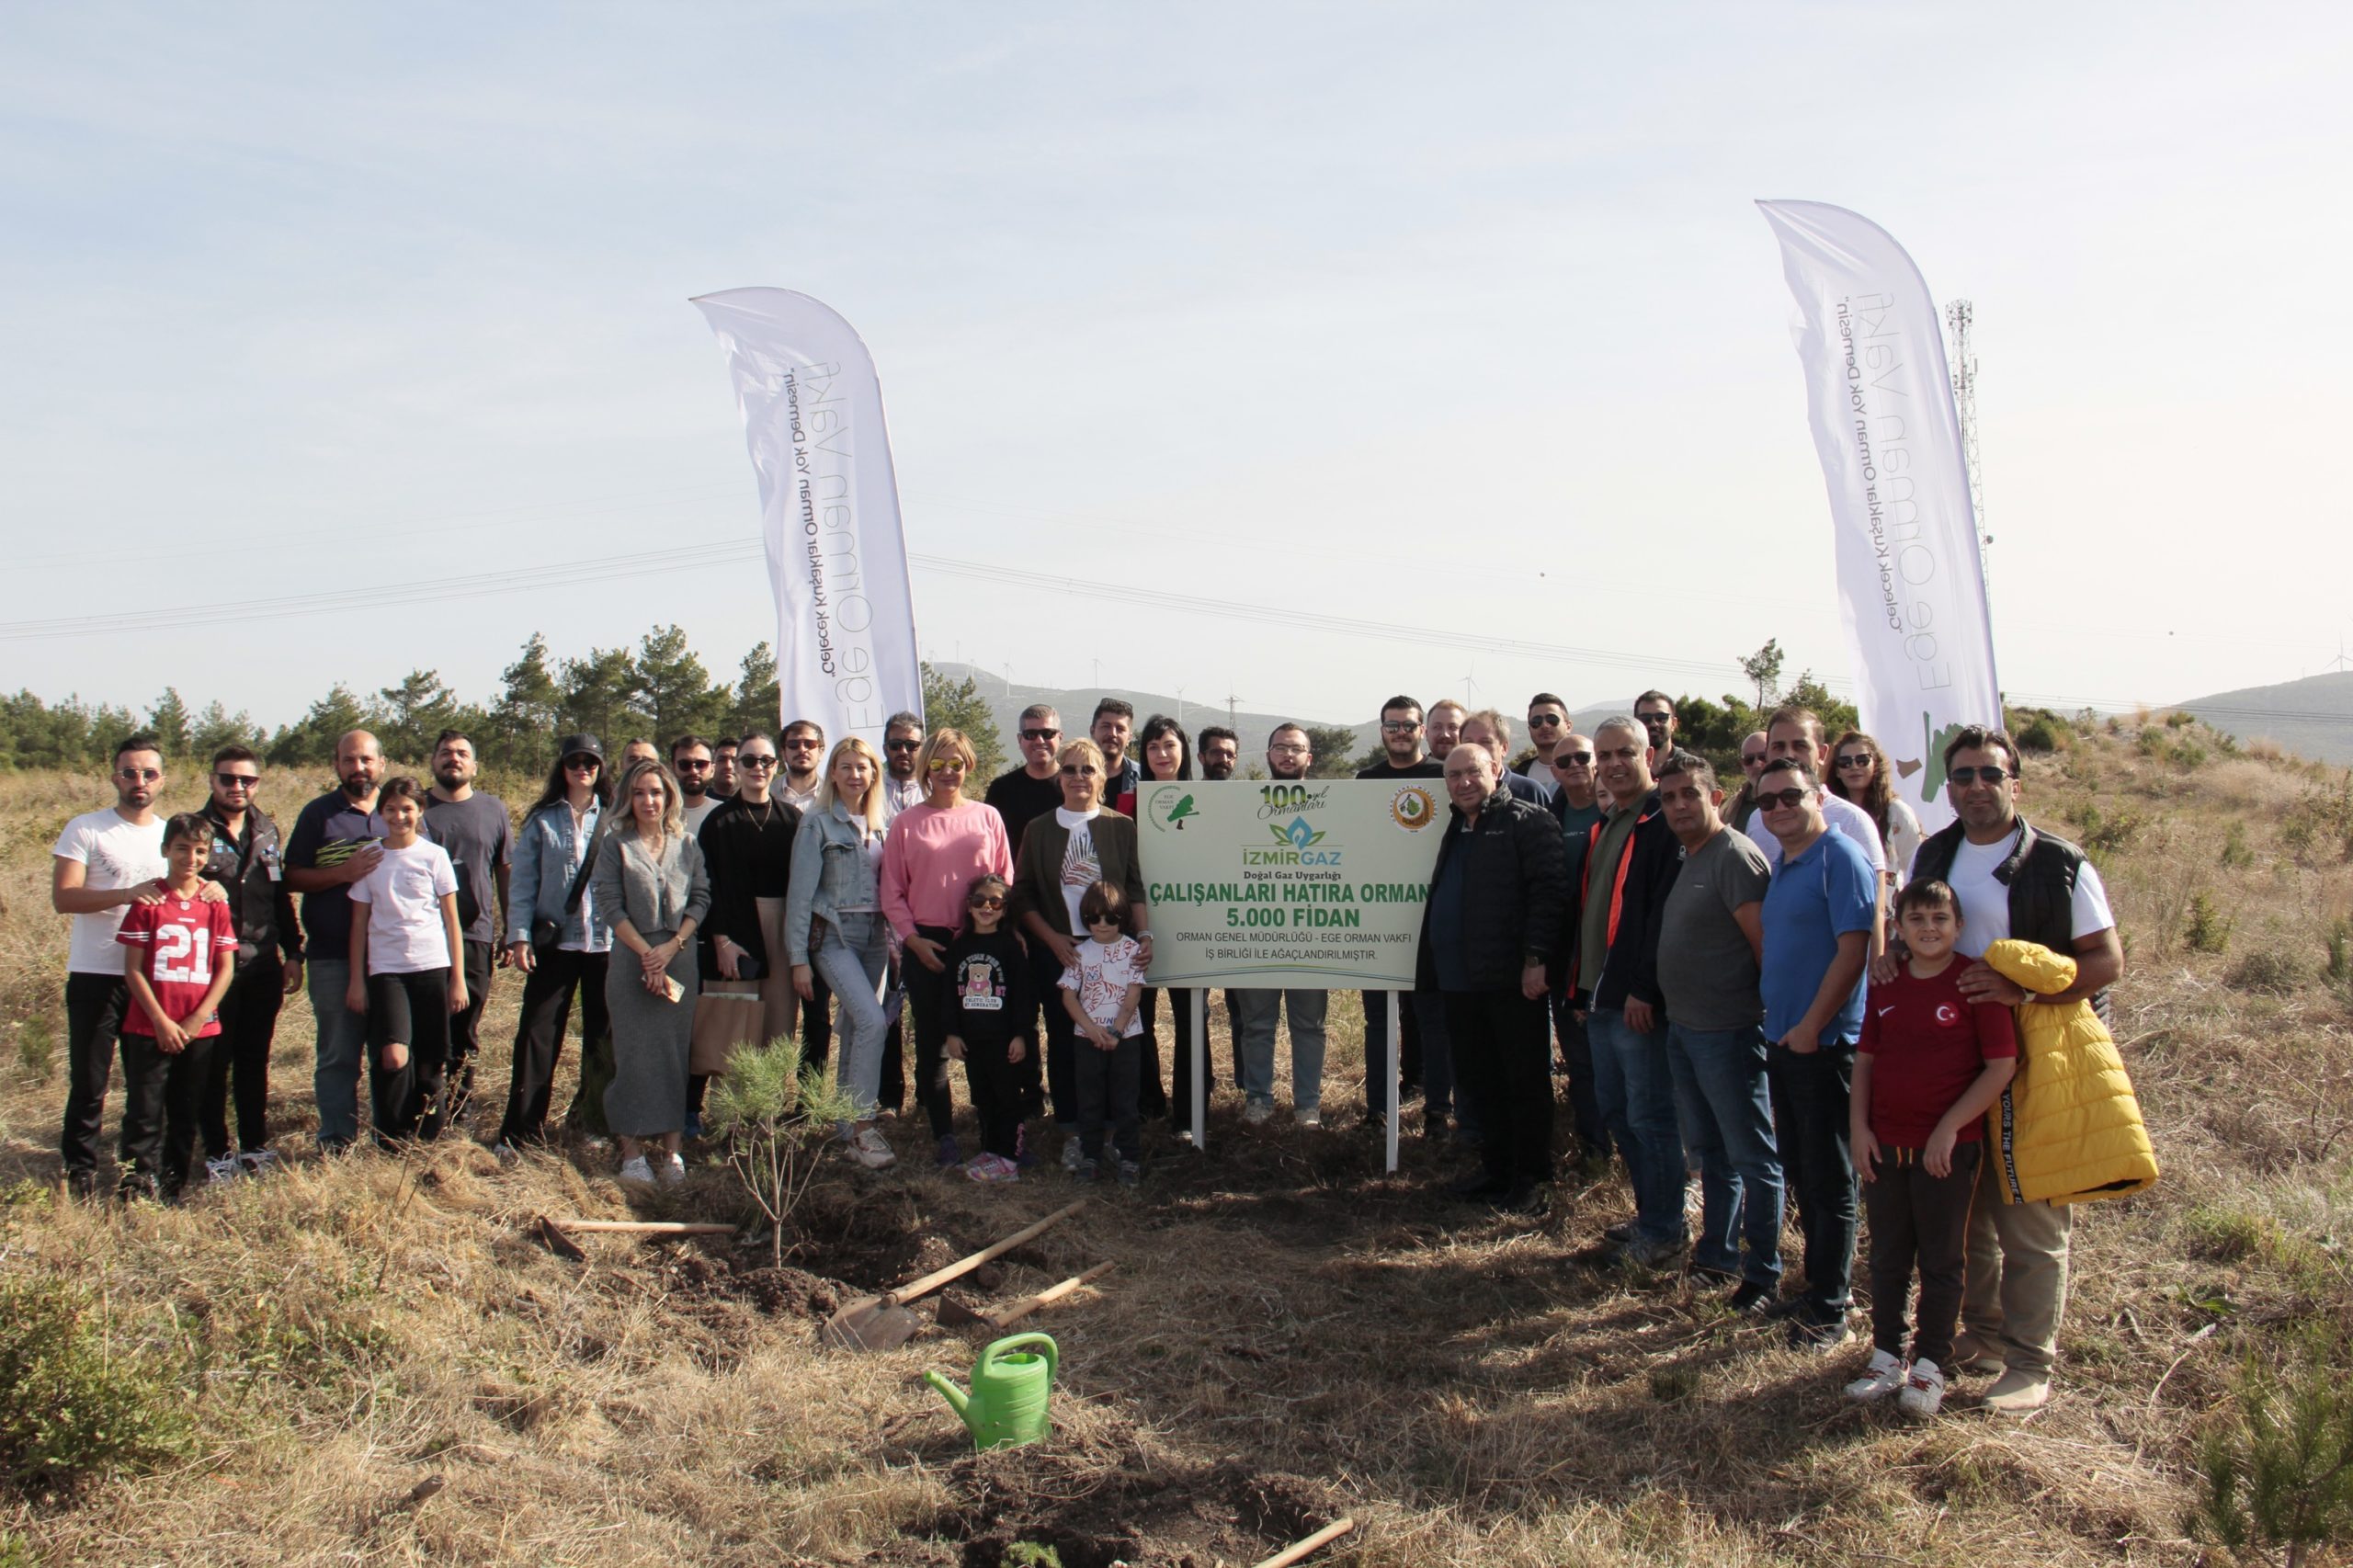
[1827,731,1923,891]
[942,874,1033,1181]
[881,728,1014,1165]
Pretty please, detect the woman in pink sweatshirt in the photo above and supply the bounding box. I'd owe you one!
[881,727,1014,1165]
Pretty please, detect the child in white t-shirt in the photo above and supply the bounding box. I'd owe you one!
[1058,880,1148,1185]
[346,777,465,1142]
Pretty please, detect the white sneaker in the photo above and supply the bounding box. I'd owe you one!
[1844,1348,1906,1403]
[1295,1108,1323,1128]
[1243,1102,1274,1125]
[1897,1358,1946,1417]
[619,1156,656,1186]
[1060,1135,1085,1172]
[656,1152,687,1187]
[204,1155,241,1186]
[850,1126,896,1170]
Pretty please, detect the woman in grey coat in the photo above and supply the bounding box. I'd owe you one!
[593,758,711,1185]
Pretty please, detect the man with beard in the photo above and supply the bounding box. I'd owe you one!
[52,733,194,1196]
[1233,724,1330,1125]
[673,734,722,835]
[285,729,403,1153]
[1092,699,1141,817]
[1461,710,1546,806]
[778,721,826,811]
[197,745,303,1178]
[881,711,926,821]
[710,736,739,802]
[1520,693,1572,802]
[1195,726,1240,782]
[1358,697,1446,1129]
[423,730,510,1132]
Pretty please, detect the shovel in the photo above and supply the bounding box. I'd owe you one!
[821,1200,1085,1351]
[938,1261,1117,1332]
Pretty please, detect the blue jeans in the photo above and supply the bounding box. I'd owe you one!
[1587,1006,1687,1244]
[1665,1022,1783,1286]
[1233,989,1327,1111]
[308,959,369,1151]
[812,915,892,1120]
[1768,1040,1859,1317]
[1553,994,1607,1160]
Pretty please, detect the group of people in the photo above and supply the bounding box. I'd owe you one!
[51,686,2154,1420]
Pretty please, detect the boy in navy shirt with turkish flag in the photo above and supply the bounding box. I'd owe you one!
[1846,878,2017,1417]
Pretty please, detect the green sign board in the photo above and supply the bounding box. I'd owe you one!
[1136,778,1448,988]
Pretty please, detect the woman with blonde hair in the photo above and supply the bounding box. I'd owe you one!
[787,736,899,1169]
[593,758,710,1185]
[1828,730,1923,889]
[881,727,1014,1167]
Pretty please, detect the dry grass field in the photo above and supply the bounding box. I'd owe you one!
[0,718,2349,1566]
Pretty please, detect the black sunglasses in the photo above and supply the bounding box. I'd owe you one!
[1835,754,1874,769]
[886,739,923,752]
[214,772,260,788]
[1528,713,1565,728]
[1948,765,2014,786]
[1551,750,1593,767]
[1756,787,1811,810]
[674,757,712,770]
[1019,727,1061,742]
[738,755,779,769]
[968,895,1006,910]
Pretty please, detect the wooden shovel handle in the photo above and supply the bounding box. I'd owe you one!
[1252,1517,1356,1568]
[551,1220,739,1234]
[991,1262,1116,1328]
[891,1200,1085,1304]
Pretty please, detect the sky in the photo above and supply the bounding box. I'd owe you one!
[6,2,2350,733]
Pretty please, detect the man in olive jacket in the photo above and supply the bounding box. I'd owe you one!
[1416,741,1567,1214]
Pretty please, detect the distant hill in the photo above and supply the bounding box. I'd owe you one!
[928,663,1640,770]
[2172,670,2353,763]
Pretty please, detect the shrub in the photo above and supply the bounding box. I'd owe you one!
[2328,920,2350,989]
[703,1034,855,1267]
[2079,803,2143,856]
[2188,892,2233,954]
[0,1278,195,1493]
[2198,1341,2353,1566]
[2227,948,2307,996]
[2015,715,2062,754]
[2222,822,2254,868]
[12,1016,52,1084]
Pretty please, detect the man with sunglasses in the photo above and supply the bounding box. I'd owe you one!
[1900,725,2120,1415]
[1755,756,1878,1349]
[1745,708,1888,892]
[1634,690,1679,755]
[1519,693,1572,802]
[881,711,926,822]
[1544,730,1609,1163]
[985,705,1066,856]
[1564,716,1686,1267]
[778,720,826,810]
[1356,699,1446,1131]
[197,744,302,1178]
[51,733,188,1196]
[1727,731,1771,835]
[673,734,722,835]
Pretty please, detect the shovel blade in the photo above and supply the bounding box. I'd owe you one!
[820,1298,925,1352]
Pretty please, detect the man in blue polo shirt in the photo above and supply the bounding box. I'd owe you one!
[1756,756,1878,1349]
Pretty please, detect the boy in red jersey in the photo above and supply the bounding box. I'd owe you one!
[117,812,239,1200]
[1846,879,2018,1416]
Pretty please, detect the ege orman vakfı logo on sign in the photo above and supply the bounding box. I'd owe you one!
[1390,786,1437,833]
[1145,785,1199,831]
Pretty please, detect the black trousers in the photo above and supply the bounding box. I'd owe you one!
[1076,1031,1144,1164]
[964,1036,1027,1160]
[1864,1142,1982,1365]
[119,1028,214,1195]
[804,962,834,1069]
[1133,988,1175,1119]
[1361,988,1424,1103]
[495,948,610,1146]
[61,972,130,1179]
[898,924,959,1140]
[442,938,494,1124]
[1768,1041,1859,1318]
[369,968,451,1142]
[1444,988,1554,1187]
[201,947,286,1157]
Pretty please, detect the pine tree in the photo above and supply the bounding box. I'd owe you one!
[730,642,780,737]
[267,683,379,767]
[147,688,194,756]
[1299,723,1360,779]
[190,700,262,760]
[494,633,564,760]
[378,669,460,765]
[559,646,650,752]
[1739,638,1786,714]
[635,624,727,746]
[920,662,1004,781]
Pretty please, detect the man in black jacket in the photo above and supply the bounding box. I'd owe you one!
[1418,741,1566,1213]
[197,746,302,1177]
[1567,716,1688,1266]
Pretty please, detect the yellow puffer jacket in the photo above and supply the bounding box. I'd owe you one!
[1981,938,2158,1206]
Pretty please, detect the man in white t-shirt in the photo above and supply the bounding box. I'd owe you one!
[1744,706,1888,956]
[51,734,195,1195]
[1895,723,2120,1416]
[673,735,722,836]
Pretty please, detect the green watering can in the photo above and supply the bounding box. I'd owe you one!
[925,1333,1059,1450]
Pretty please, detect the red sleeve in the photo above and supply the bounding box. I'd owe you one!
[116,903,157,947]
[1973,999,2018,1060]
[211,903,239,954]
[1857,978,1887,1055]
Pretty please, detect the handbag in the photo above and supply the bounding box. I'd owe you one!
[530,823,601,958]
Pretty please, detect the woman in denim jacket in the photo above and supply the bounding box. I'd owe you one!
[493,735,615,1151]
[787,737,897,1170]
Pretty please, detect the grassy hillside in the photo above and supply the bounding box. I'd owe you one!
[0,720,2348,1565]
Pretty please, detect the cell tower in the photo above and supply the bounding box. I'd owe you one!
[1946,298,1994,596]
